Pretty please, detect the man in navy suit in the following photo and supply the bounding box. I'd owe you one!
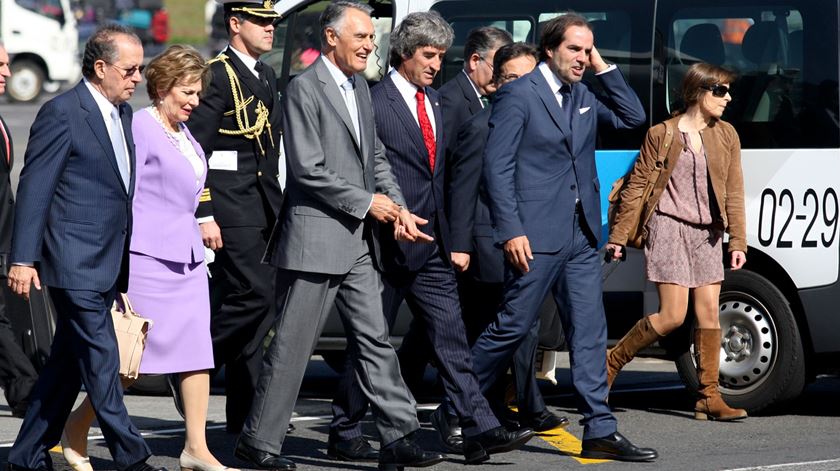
[448,41,568,433]
[4,25,164,471]
[475,13,657,462]
[329,12,533,465]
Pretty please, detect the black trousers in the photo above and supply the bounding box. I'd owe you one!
[209,225,276,431]
[0,286,38,412]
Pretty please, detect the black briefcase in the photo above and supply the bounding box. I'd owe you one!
[4,282,56,370]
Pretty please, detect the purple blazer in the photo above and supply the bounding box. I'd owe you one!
[130,108,206,264]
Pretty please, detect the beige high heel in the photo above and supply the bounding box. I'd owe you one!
[60,431,93,471]
[179,450,240,471]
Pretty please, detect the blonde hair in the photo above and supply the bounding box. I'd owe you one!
[145,45,211,101]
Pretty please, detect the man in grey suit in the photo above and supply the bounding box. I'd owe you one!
[234,2,445,470]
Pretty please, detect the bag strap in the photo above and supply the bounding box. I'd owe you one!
[650,121,675,184]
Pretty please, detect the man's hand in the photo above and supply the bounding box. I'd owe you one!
[504,235,533,273]
[7,266,41,301]
[588,45,610,73]
[451,252,470,272]
[394,208,434,243]
[200,221,224,250]
[730,250,746,270]
[369,194,401,223]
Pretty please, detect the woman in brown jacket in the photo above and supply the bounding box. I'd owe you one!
[605,63,747,421]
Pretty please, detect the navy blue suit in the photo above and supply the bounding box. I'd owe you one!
[6,81,150,470]
[474,66,645,440]
[330,73,499,439]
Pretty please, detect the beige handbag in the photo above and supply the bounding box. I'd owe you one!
[111,293,152,379]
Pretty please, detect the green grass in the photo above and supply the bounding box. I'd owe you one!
[165,0,208,46]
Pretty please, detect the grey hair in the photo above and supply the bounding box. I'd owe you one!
[389,11,454,67]
[319,0,374,48]
[464,26,512,62]
[82,24,141,80]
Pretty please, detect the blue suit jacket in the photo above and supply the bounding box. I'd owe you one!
[484,67,645,251]
[11,81,135,292]
[372,74,450,272]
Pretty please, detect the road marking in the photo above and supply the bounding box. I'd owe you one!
[537,427,611,465]
[723,459,840,471]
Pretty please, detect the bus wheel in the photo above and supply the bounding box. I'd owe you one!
[8,59,44,103]
[675,269,806,414]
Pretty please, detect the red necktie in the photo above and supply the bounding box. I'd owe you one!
[415,88,436,172]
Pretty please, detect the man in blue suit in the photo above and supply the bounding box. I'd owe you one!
[329,12,533,465]
[4,25,164,471]
[475,13,657,462]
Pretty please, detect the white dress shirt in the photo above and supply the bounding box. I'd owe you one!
[227,44,261,79]
[84,78,131,180]
[389,69,437,138]
[537,62,617,108]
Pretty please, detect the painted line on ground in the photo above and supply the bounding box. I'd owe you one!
[537,427,611,465]
[723,459,840,471]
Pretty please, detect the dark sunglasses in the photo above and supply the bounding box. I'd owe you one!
[701,84,730,98]
[106,62,145,79]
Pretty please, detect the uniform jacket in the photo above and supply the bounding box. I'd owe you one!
[129,109,207,263]
[11,81,135,292]
[372,74,449,273]
[484,67,646,251]
[608,116,747,253]
[268,57,406,275]
[187,46,284,228]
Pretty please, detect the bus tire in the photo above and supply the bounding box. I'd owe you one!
[8,59,44,103]
[674,269,806,414]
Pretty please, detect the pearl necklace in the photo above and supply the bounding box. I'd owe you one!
[148,106,187,152]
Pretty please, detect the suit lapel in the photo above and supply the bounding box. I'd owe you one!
[120,104,135,197]
[225,47,272,107]
[383,76,429,175]
[355,76,373,163]
[429,87,444,177]
[314,59,362,153]
[77,82,127,194]
[457,72,483,114]
[530,72,573,151]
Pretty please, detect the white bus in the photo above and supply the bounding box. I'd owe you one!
[268,0,840,413]
[0,0,81,102]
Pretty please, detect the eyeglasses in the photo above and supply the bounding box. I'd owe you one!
[478,56,494,71]
[106,62,145,79]
[701,84,730,98]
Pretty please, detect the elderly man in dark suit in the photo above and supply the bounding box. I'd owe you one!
[328,12,534,464]
[186,0,284,433]
[448,41,569,433]
[233,2,444,470]
[4,25,163,471]
[0,42,38,420]
[475,13,657,462]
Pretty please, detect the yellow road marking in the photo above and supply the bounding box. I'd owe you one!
[538,427,611,465]
[49,445,62,453]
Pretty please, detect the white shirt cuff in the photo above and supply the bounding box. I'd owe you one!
[363,195,374,217]
[197,216,215,224]
[595,64,618,75]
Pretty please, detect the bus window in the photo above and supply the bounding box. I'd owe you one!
[265,0,393,89]
[442,18,532,82]
[656,0,839,148]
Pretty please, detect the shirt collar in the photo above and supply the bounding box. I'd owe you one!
[538,62,572,94]
[83,77,119,120]
[389,68,424,103]
[227,44,260,78]
[321,54,354,89]
[461,69,483,100]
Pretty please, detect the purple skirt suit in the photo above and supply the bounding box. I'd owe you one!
[128,109,213,374]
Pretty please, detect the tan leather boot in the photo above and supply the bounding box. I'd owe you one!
[694,328,748,421]
[607,316,662,389]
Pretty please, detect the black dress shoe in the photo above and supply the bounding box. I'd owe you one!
[122,460,168,471]
[287,423,295,434]
[327,436,379,462]
[430,405,463,453]
[378,433,445,470]
[463,426,535,464]
[519,409,570,432]
[581,431,658,462]
[234,439,296,470]
[165,374,185,419]
[5,462,53,471]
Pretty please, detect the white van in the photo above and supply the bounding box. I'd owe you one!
[269,0,840,414]
[0,0,81,102]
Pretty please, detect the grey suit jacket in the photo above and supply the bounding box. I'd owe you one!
[269,58,405,275]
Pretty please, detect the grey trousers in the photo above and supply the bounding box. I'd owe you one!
[239,253,420,454]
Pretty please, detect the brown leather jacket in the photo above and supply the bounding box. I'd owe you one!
[608,115,747,253]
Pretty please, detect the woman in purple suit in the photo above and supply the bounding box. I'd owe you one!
[60,45,236,471]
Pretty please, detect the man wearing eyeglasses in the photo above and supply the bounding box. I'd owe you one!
[4,25,166,471]
[186,0,285,436]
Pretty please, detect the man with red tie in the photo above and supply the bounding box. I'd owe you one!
[0,42,38,419]
[327,12,534,465]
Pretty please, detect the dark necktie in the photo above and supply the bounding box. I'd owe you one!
[560,84,574,124]
[415,88,436,172]
[479,95,489,108]
[254,61,270,90]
